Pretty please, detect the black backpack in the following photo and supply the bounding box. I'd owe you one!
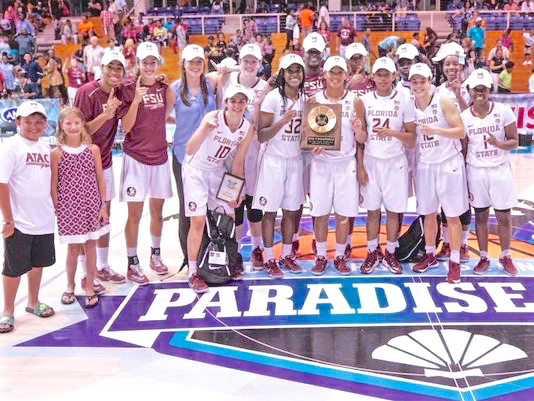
[197,210,240,285]
[395,215,441,263]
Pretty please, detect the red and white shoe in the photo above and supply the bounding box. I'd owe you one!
[334,256,351,276]
[127,264,149,286]
[500,256,517,276]
[81,276,106,294]
[413,254,439,273]
[264,259,284,278]
[460,244,470,263]
[383,250,403,274]
[250,246,264,270]
[291,239,300,257]
[473,257,490,275]
[311,256,328,276]
[279,255,303,273]
[360,249,381,274]
[344,244,352,259]
[189,273,208,293]
[436,243,450,261]
[447,261,461,284]
[150,255,169,275]
[96,266,126,283]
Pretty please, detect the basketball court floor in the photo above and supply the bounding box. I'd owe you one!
[1,145,534,401]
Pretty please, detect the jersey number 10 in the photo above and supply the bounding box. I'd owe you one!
[214,145,232,159]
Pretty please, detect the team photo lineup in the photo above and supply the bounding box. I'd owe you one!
[0,23,524,335]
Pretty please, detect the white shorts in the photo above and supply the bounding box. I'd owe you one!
[182,164,233,217]
[416,154,469,217]
[67,87,78,106]
[253,153,304,212]
[244,137,261,196]
[302,151,313,195]
[360,153,409,213]
[309,157,358,217]
[405,147,417,198]
[467,163,516,210]
[103,166,116,202]
[119,153,173,202]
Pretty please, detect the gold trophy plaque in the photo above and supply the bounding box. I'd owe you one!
[301,103,342,150]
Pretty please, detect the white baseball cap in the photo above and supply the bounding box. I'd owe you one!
[181,44,205,61]
[220,57,238,67]
[303,32,326,53]
[224,83,250,101]
[101,48,126,67]
[465,68,493,89]
[344,42,368,60]
[279,53,305,70]
[323,56,348,73]
[16,100,47,118]
[395,43,419,60]
[136,41,163,63]
[239,43,262,60]
[372,57,397,74]
[432,42,465,63]
[409,63,433,79]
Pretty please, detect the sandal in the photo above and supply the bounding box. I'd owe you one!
[84,294,99,309]
[61,291,76,305]
[25,303,55,318]
[0,315,14,333]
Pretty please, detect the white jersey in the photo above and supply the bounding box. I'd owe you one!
[222,72,268,124]
[361,90,415,159]
[414,93,461,164]
[184,110,250,171]
[314,90,357,160]
[436,81,471,112]
[462,101,516,168]
[395,80,413,100]
[260,89,305,158]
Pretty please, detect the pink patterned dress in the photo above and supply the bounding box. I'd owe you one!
[56,145,110,244]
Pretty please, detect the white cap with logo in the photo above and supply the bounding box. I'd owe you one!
[279,53,305,70]
[344,42,368,60]
[409,63,433,79]
[224,83,250,101]
[432,42,465,64]
[101,48,126,67]
[16,100,47,118]
[220,57,238,67]
[465,68,493,89]
[181,44,205,61]
[136,41,163,63]
[372,57,397,74]
[323,56,348,72]
[303,32,326,53]
[395,43,419,60]
[239,43,262,60]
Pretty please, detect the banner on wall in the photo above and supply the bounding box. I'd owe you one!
[0,98,60,140]
[490,93,534,132]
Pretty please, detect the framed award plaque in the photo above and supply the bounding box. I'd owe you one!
[216,173,245,204]
[301,103,342,151]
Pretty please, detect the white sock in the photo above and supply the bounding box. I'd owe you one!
[346,233,353,247]
[335,243,345,258]
[151,235,161,249]
[386,241,396,254]
[292,233,299,242]
[188,260,197,276]
[501,249,510,257]
[127,247,137,257]
[450,250,460,264]
[78,255,87,276]
[282,243,292,258]
[442,227,449,243]
[252,235,262,249]
[96,247,109,271]
[461,230,468,245]
[480,251,488,258]
[367,238,378,252]
[264,247,273,261]
[316,241,327,257]
[425,246,436,255]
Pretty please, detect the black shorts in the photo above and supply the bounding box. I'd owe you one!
[3,229,55,277]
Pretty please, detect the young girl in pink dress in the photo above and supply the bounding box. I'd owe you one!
[51,107,109,308]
